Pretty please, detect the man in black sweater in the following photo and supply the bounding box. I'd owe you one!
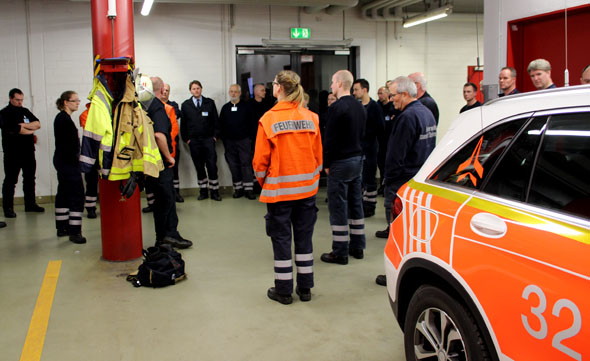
[0,88,44,218]
[320,70,367,266]
[219,84,256,200]
[352,79,384,217]
[181,80,221,201]
[408,72,439,125]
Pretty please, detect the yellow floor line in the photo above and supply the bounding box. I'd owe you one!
[20,260,62,361]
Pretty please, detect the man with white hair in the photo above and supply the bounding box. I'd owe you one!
[219,84,256,200]
[528,58,556,90]
[376,76,436,239]
[408,72,439,125]
[375,75,436,286]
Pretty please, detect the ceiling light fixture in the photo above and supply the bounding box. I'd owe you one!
[403,5,453,28]
[141,0,154,16]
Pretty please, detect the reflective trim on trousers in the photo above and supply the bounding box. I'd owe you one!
[295,253,313,261]
[297,266,313,274]
[275,272,293,280]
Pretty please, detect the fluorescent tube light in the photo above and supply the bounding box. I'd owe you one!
[403,5,452,28]
[141,0,154,16]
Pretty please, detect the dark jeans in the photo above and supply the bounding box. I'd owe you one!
[265,196,317,295]
[223,138,254,191]
[188,137,219,191]
[327,156,366,257]
[55,163,84,235]
[147,167,180,242]
[2,150,37,210]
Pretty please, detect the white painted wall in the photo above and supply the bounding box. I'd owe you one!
[483,0,588,90]
[0,0,483,198]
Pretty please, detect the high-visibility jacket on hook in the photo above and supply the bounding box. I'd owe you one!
[253,101,323,203]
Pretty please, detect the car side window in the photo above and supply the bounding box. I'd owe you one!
[482,116,549,201]
[430,118,528,190]
[528,112,590,219]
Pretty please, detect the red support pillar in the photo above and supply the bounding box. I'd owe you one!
[91,0,142,261]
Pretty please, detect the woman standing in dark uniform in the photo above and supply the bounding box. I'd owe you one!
[54,91,86,244]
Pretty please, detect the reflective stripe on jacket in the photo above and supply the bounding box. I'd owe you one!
[253,101,322,203]
[80,76,114,178]
[110,75,164,180]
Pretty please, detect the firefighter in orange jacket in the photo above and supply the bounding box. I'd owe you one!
[253,70,322,305]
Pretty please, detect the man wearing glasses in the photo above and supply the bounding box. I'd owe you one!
[0,88,44,218]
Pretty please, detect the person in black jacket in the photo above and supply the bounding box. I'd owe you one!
[320,70,367,266]
[460,82,482,113]
[219,84,256,200]
[0,88,45,218]
[353,79,385,217]
[408,72,439,125]
[180,80,221,201]
[376,76,437,239]
[53,91,86,244]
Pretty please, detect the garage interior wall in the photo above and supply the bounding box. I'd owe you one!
[0,0,482,199]
[482,0,589,96]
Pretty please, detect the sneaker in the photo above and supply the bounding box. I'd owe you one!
[210,191,222,201]
[175,193,185,203]
[375,274,387,286]
[349,248,364,259]
[267,287,293,305]
[57,229,68,237]
[375,227,389,239]
[245,190,256,200]
[320,252,348,265]
[87,208,97,219]
[161,236,193,249]
[142,205,153,213]
[69,234,87,244]
[25,204,45,212]
[296,286,311,302]
[4,209,16,218]
[232,189,244,198]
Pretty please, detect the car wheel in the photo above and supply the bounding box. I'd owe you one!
[404,285,491,361]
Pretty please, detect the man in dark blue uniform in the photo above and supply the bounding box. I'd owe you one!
[377,85,399,195]
[498,67,520,97]
[147,77,192,249]
[375,76,437,286]
[219,84,256,200]
[0,88,44,218]
[181,80,221,201]
[376,76,437,239]
[352,79,384,217]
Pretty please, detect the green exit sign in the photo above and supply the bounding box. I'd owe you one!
[291,27,311,39]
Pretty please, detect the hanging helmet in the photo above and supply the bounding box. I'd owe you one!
[136,73,154,102]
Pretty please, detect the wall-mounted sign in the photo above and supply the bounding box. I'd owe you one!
[291,27,311,39]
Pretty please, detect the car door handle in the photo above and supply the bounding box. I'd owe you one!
[470,213,507,238]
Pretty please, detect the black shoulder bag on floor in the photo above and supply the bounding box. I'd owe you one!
[127,244,186,288]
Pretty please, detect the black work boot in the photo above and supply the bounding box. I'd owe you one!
[245,190,256,200]
[87,208,97,219]
[25,203,45,212]
[232,189,244,198]
[198,189,209,200]
[267,287,293,305]
[210,190,222,201]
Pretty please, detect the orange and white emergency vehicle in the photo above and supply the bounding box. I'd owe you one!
[384,85,590,361]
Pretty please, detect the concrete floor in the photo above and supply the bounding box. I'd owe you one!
[0,187,405,361]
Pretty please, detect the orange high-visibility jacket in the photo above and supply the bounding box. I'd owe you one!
[253,101,322,203]
[164,102,179,158]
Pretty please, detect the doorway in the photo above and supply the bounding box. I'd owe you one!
[236,46,357,114]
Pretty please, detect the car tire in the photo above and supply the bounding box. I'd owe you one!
[404,285,491,361]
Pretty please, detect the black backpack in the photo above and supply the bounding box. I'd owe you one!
[127,244,186,288]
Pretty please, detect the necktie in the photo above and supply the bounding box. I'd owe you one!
[197,99,201,108]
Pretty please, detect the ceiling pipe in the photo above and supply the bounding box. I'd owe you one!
[303,4,330,14]
[382,0,422,21]
[361,0,404,21]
